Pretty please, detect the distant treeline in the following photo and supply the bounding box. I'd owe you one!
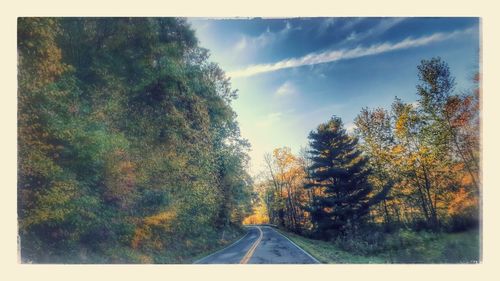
[250,57,480,241]
[18,18,252,263]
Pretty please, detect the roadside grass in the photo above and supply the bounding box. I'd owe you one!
[276,228,480,264]
[384,229,480,263]
[275,228,385,263]
[22,226,248,264]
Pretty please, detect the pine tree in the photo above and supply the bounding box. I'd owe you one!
[305,116,373,238]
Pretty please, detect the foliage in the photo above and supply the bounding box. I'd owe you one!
[353,57,480,232]
[303,117,376,238]
[258,57,479,263]
[18,17,252,263]
[278,227,479,263]
[254,147,310,232]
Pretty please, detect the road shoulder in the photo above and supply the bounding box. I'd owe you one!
[266,227,321,264]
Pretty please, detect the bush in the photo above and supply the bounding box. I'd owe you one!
[448,213,479,232]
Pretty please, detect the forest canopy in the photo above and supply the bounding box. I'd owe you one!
[18,17,252,263]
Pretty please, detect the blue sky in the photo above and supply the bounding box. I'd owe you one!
[188,17,480,176]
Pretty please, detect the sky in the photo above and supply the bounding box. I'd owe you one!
[188,17,480,177]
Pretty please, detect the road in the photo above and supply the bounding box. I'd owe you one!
[194,226,320,264]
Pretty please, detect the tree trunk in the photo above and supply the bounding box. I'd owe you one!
[421,164,439,228]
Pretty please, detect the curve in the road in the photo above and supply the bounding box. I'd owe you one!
[240,226,263,264]
[194,225,320,264]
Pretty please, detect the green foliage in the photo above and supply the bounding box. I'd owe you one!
[279,227,479,264]
[305,116,374,237]
[18,17,252,263]
[276,227,385,263]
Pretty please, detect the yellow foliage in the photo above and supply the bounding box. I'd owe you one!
[391,145,405,155]
[243,203,269,225]
[138,254,153,263]
[131,228,149,249]
[242,213,269,225]
[395,112,409,138]
[131,210,177,249]
[461,174,473,186]
[448,188,479,216]
[144,210,177,226]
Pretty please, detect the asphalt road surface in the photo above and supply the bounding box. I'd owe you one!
[194,226,320,264]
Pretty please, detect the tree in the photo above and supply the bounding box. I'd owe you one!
[305,116,374,238]
[263,147,309,231]
[355,108,398,228]
[391,98,442,228]
[351,58,480,231]
[416,57,479,191]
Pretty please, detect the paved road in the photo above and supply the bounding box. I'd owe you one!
[194,226,320,264]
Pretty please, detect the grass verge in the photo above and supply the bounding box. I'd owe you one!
[275,227,480,264]
[275,228,385,263]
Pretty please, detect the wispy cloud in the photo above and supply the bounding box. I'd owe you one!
[233,21,297,52]
[227,28,473,78]
[275,81,298,97]
[346,31,358,41]
[317,18,336,36]
[339,18,365,31]
[342,18,406,44]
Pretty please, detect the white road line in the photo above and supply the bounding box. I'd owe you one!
[193,229,251,264]
[267,226,322,264]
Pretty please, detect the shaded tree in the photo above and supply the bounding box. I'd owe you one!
[305,117,374,238]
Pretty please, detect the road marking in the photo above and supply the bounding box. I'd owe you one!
[239,226,263,264]
[268,227,321,264]
[193,230,251,264]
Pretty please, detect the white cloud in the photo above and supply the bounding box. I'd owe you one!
[339,18,365,31]
[345,122,357,134]
[227,28,473,78]
[317,18,336,35]
[346,31,357,41]
[232,21,296,52]
[276,81,298,97]
[341,18,406,44]
[234,36,248,51]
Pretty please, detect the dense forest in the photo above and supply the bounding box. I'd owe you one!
[18,18,253,263]
[246,57,480,262]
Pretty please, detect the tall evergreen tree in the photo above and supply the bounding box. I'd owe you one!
[305,116,373,238]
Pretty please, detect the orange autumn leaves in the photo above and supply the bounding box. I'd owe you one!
[354,58,480,230]
[250,58,480,234]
